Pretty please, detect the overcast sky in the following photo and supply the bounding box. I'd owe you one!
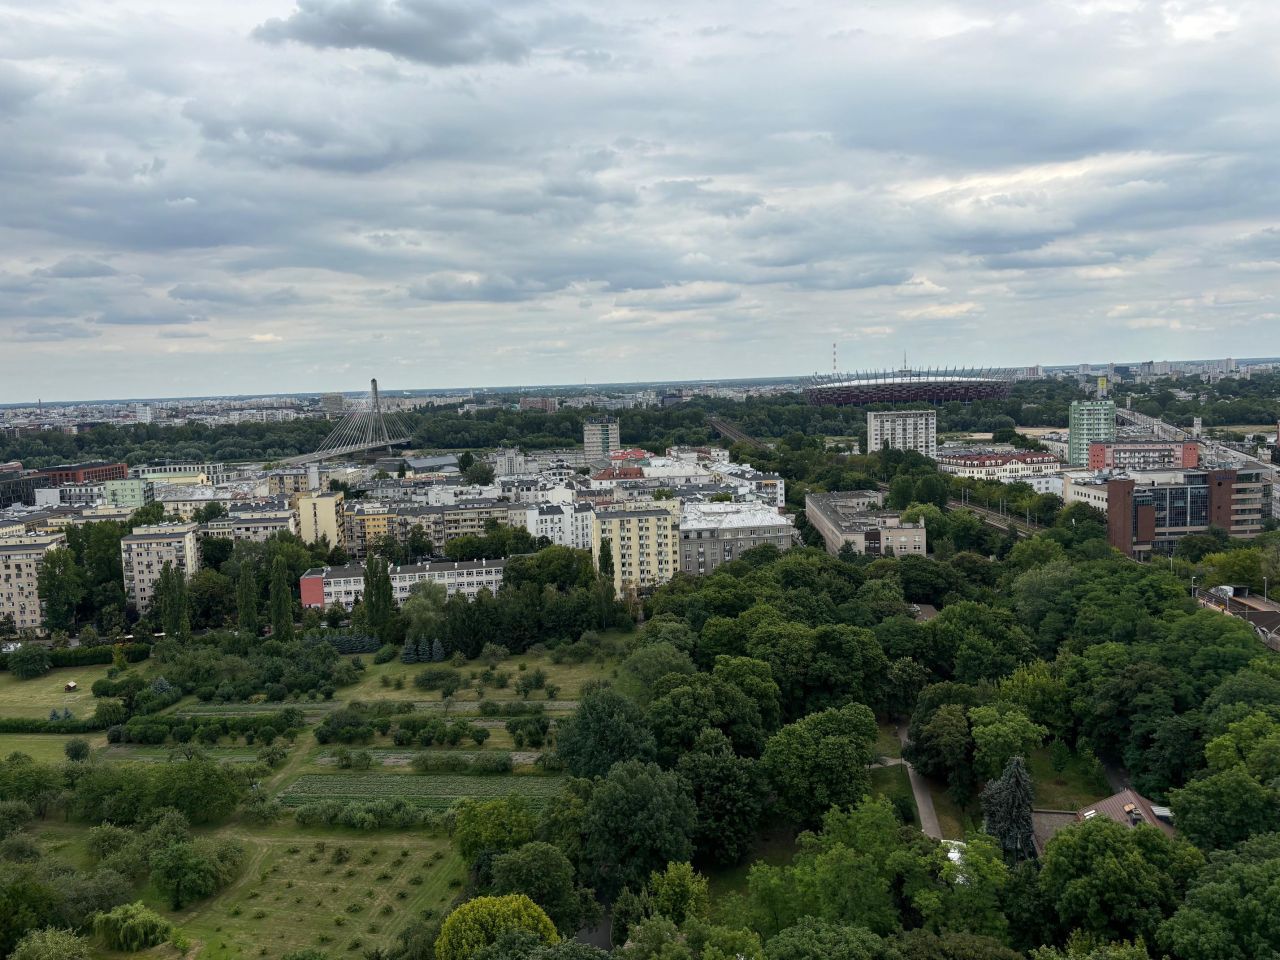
[2,0,1279,401]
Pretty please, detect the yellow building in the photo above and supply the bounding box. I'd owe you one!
[591,500,680,595]
[296,491,345,551]
[120,522,201,612]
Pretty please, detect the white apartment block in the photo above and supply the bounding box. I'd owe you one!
[206,502,299,542]
[519,502,594,550]
[867,410,938,459]
[300,559,506,610]
[708,463,786,510]
[678,502,796,576]
[120,522,201,611]
[0,532,67,634]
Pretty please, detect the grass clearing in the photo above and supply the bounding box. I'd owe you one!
[277,772,566,809]
[874,722,902,760]
[870,764,916,822]
[707,819,797,923]
[0,663,116,718]
[1027,746,1110,810]
[0,732,106,762]
[929,781,978,841]
[165,829,465,960]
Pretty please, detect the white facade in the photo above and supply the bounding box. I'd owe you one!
[0,532,67,633]
[520,502,594,550]
[867,410,938,459]
[300,559,506,610]
[708,463,786,509]
[584,417,621,458]
[120,522,201,611]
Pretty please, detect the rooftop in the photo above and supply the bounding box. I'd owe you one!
[681,502,793,530]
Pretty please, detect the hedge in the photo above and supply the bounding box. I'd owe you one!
[0,643,150,672]
[0,716,106,734]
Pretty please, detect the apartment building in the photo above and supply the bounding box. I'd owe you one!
[120,522,201,611]
[154,486,233,519]
[0,467,50,509]
[592,501,680,594]
[1087,440,1199,471]
[935,451,1062,490]
[131,461,233,486]
[1064,467,1271,557]
[518,502,594,550]
[1067,401,1117,466]
[104,478,154,510]
[805,492,927,556]
[678,502,796,576]
[0,532,67,634]
[584,417,621,459]
[267,469,317,497]
[205,500,299,542]
[708,463,786,509]
[296,491,345,550]
[342,499,519,558]
[867,410,937,459]
[300,558,506,609]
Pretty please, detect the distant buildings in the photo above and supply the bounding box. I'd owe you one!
[1067,401,1117,466]
[867,410,938,459]
[0,532,67,634]
[300,559,505,610]
[120,522,201,611]
[37,461,128,486]
[678,502,796,576]
[519,396,560,413]
[0,464,50,510]
[805,492,927,557]
[1064,467,1270,557]
[583,416,621,458]
[205,500,299,542]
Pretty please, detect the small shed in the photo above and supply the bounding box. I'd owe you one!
[64,681,77,692]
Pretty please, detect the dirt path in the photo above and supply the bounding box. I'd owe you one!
[896,724,942,839]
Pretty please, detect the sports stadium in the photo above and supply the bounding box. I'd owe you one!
[805,368,1015,406]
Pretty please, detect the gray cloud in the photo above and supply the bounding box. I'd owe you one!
[253,0,529,66]
[94,308,209,326]
[12,320,100,342]
[33,256,119,279]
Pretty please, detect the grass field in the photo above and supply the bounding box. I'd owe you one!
[0,663,116,718]
[163,829,465,960]
[344,651,616,707]
[1027,746,1110,810]
[0,732,106,762]
[929,782,979,840]
[277,772,567,809]
[869,764,917,822]
[874,722,902,760]
[707,818,797,923]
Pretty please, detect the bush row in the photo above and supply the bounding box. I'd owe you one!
[0,642,150,671]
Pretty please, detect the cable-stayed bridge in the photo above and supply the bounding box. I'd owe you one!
[281,379,414,466]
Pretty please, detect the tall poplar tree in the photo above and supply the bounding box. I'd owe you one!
[237,565,259,637]
[269,555,294,642]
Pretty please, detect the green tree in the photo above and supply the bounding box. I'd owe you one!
[435,894,558,960]
[453,797,536,862]
[491,842,596,936]
[402,580,447,649]
[150,838,244,908]
[36,548,85,633]
[92,902,172,951]
[761,703,877,825]
[268,554,294,642]
[364,555,395,642]
[236,563,259,636]
[64,738,91,762]
[676,728,764,865]
[154,561,190,641]
[968,704,1046,781]
[762,918,890,960]
[555,686,656,778]
[1039,818,1204,943]
[1158,831,1280,960]
[647,861,708,926]
[980,756,1035,863]
[580,761,697,900]
[1169,766,1280,850]
[10,928,91,960]
[6,644,51,680]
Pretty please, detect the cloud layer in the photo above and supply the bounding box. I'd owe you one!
[2,0,1279,400]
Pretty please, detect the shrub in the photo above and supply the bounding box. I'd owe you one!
[93,902,173,951]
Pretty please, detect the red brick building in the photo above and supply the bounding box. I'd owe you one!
[37,461,128,486]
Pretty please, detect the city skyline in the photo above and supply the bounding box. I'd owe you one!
[4,1,1280,401]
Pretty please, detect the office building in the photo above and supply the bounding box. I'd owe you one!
[296,491,345,550]
[867,410,937,459]
[592,501,680,594]
[1087,440,1199,471]
[130,462,232,486]
[104,478,153,510]
[0,532,67,634]
[805,492,927,556]
[300,558,506,609]
[519,396,560,413]
[134,403,153,424]
[37,461,128,486]
[1064,467,1270,557]
[678,502,796,575]
[120,522,201,611]
[0,466,50,509]
[1067,401,1116,466]
[321,393,346,419]
[584,416,621,459]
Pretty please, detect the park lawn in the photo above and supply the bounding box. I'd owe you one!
[343,650,615,706]
[869,764,916,822]
[150,826,466,960]
[874,722,902,760]
[928,780,979,841]
[0,732,106,762]
[0,662,117,718]
[1027,746,1111,810]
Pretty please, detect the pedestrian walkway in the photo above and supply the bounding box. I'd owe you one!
[895,724,942,839]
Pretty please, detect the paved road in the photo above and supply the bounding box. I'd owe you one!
[895,724,942,839]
